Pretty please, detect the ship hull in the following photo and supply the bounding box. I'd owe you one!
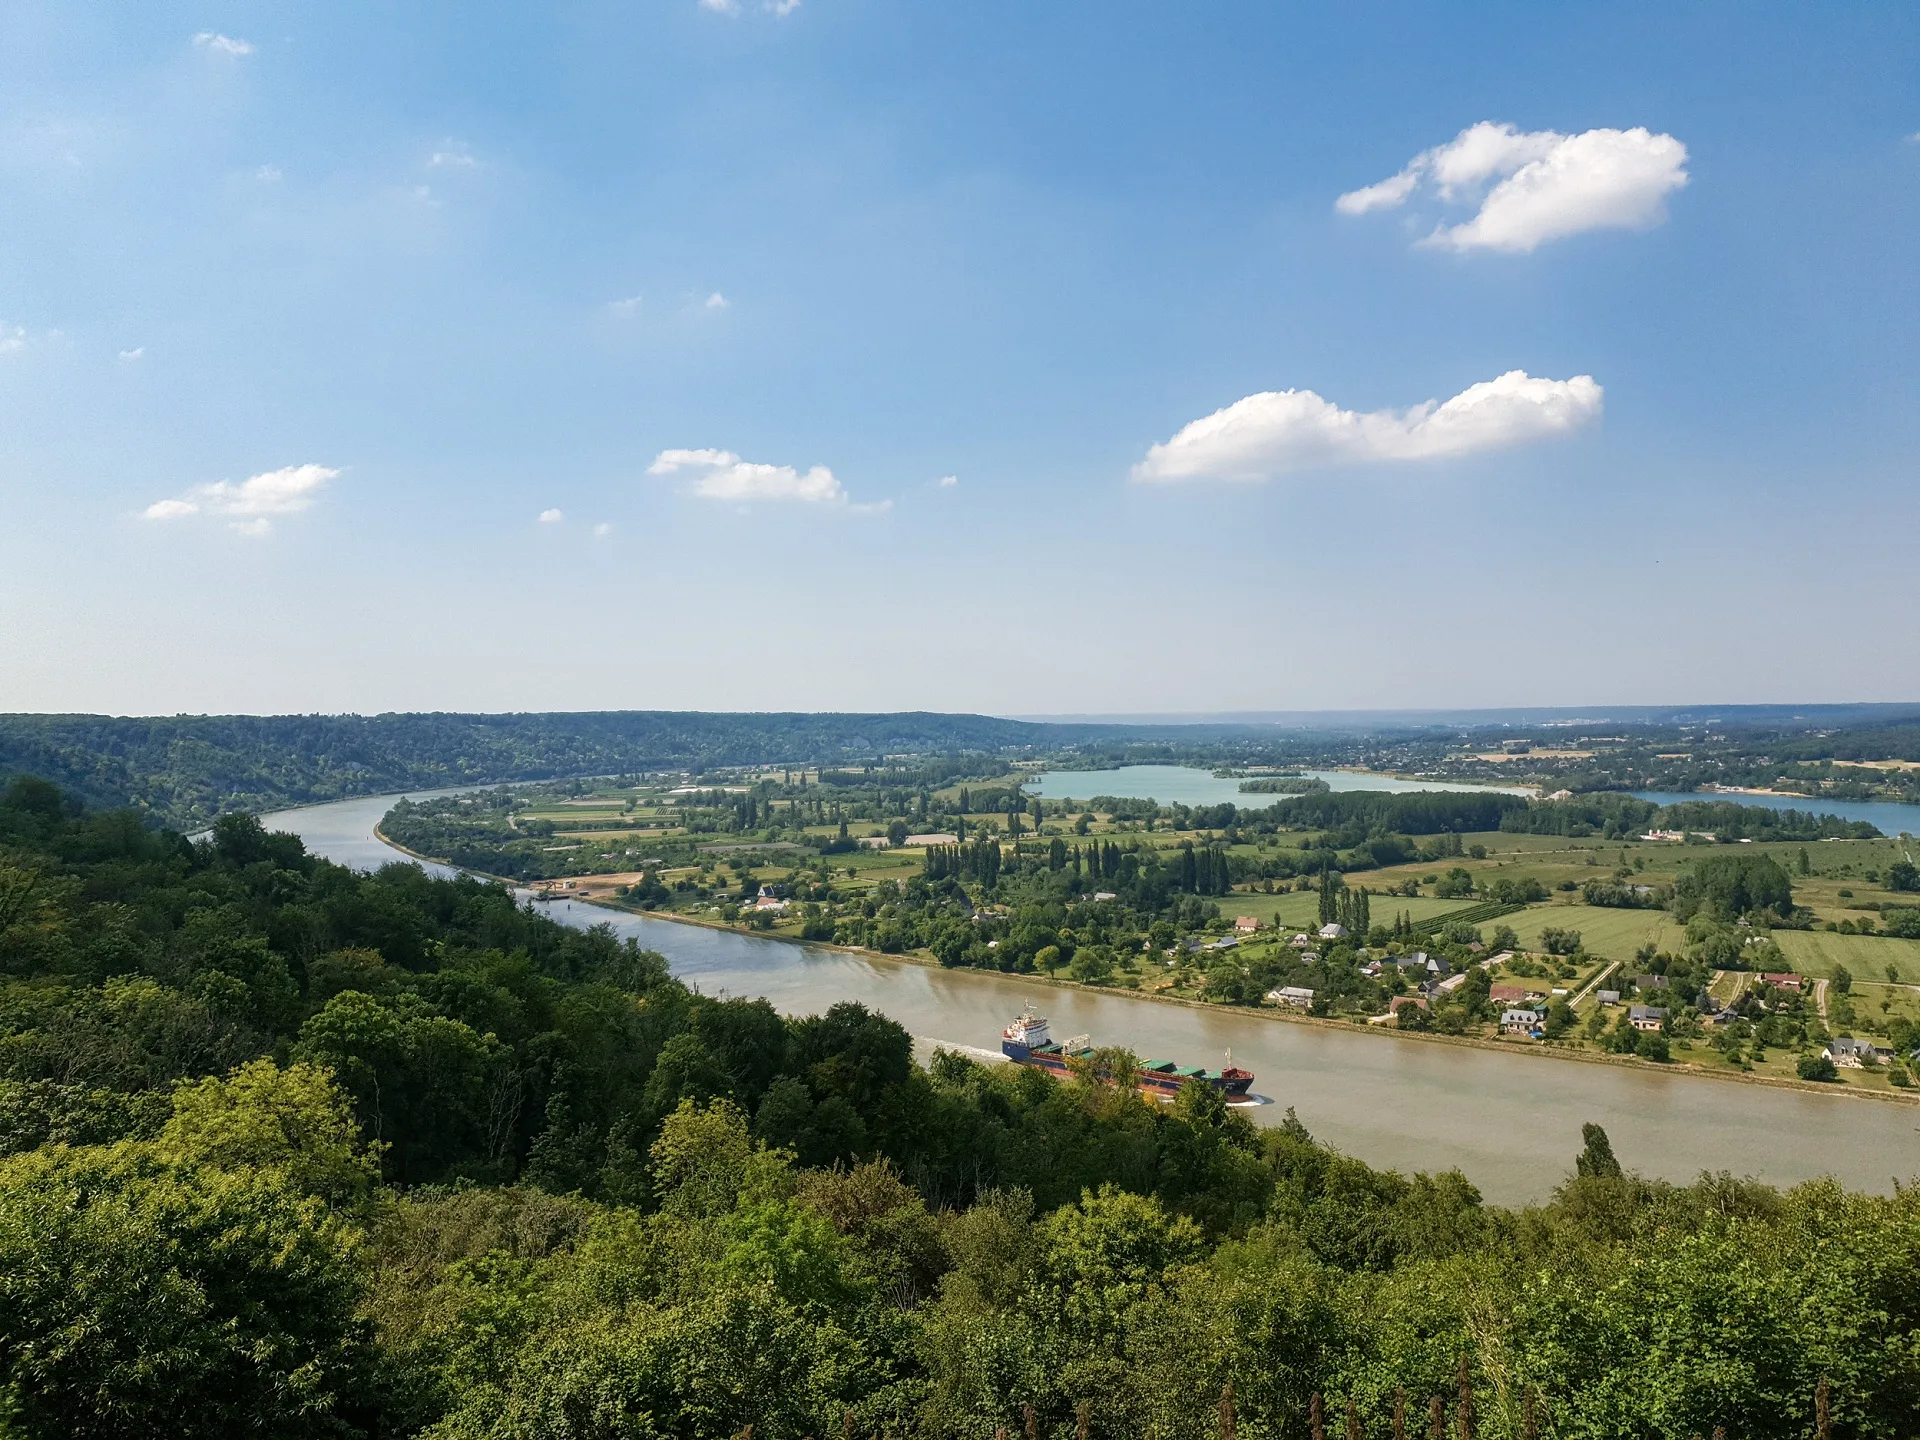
[1002,1040,1254,1100]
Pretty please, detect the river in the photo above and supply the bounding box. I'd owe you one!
[1025,765,1535,807]
[265,790,1920,1205]
[1631,790,1920,837]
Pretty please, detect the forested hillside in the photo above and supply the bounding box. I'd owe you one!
[0,711,1105,828]
[1,776,1917,1438]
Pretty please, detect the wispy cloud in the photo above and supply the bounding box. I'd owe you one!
[539,508,565,524]
[1338,123,1688,253]
[192,32,253,56]
[936,474,959,488]
[767,0,802,13]
[255,164,282,182]
[704,292,730,310]
[608,295,643,316]
[143,463,338,534]
[430,142,478,169]
[1134,371,1602,484]
[0,324,28,355]
[593,522,614,538]
[118,347,144,363]
[650,447,887,509]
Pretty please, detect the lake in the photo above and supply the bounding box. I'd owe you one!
[1632,790,1920,838]
[261,790,1920,1205]
[1024,764,1534,807]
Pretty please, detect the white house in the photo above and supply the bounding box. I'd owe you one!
[1268,986,1316,1009]
[1318,923,1348,941]
[1629,1005,1666,1032]
[1501,1008,1545,1036]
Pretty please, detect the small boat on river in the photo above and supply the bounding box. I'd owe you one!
[1000,1010,1255,1100]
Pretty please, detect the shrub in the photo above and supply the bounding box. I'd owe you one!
[1797,1054,1838,1082]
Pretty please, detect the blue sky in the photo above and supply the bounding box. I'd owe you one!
[1,1,1915,716]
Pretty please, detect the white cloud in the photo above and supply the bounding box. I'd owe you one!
[0,324,28,354]
[539,508,565,523]
[1337,123,1688,253]
[593,522,614,538]
[936,474,958,488]
[767,0,802,13]
[143,463,338,533]
[430,143,477,169]
[1134,371,1602,484]
[608,295,643,316]
[193,32,253,56]
[256,164,282,182]
[704,292,729,310]
[650,448,851,505]
[118,347,144,362]
[698,0,739,11]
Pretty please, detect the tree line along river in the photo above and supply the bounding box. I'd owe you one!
[264,789,1920,1206]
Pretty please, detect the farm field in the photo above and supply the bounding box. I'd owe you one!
[1772,930,1920,983]
[1499,904,1686,960]
[1223,890,1468,929]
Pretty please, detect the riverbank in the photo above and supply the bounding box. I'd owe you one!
[573,890,1913,1108]
[374,819,1914,1106]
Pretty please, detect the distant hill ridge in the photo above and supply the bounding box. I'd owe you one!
[0,711,1120,828]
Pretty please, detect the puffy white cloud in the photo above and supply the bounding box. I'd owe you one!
[593,522,614,538]
[1134,371,1602,484]
[430,143,477,169]
[118,347,144,362]
[704,292,729,310]
[0,324,28,354]
[192,32,252,55]
[539,508,565,523]
[1337,122,1688,253]
[143,463,338,533]
[650,448,849,505]
[698,0,738,11]
[936,474,958,488]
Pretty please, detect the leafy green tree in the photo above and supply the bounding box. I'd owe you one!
[156,1059,380,1209]
[0,1144,373,1439]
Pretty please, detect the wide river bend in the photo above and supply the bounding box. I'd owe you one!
[266,790,1920,1205]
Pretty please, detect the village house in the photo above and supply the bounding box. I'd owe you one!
[1388,995,1429,1019]
[1631,974,1671,992]
[1595,989,1621,1006]
[1501,1008,1546,1037]
[1489,983,1535,1005]
[1760,972,1804,992]
[1290,933,1315,949]
[1824,1036,1891,1067]
[1318,923,1349,941]
[1268,986,1316,1009]
[1629,1004,1666,1032]
[1234,915,1261,934]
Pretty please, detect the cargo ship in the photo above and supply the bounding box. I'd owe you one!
[1000,1011,1255,1100]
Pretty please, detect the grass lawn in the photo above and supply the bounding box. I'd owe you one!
[1499,905,1687,960]
[1221,890,1468,930]
[1771,930,1920,983]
